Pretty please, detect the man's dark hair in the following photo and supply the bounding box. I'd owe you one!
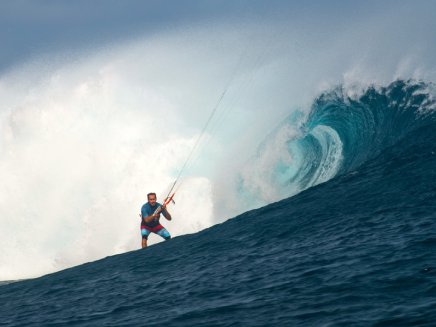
[147,192,157,199]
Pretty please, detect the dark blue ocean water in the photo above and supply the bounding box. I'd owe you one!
[1,80,436,326]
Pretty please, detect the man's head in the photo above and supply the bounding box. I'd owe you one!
[147,192,157,206]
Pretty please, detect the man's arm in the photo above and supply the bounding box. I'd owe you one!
[142,206,161,224]
[143,213,159,224]
[161,206,172,221]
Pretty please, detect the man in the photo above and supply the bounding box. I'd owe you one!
[140,192,172,248]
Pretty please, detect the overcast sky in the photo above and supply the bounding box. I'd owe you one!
[3,0,434,74]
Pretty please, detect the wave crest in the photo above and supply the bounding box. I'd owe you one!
[239,79,436,203]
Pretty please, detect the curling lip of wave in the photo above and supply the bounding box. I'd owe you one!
[238,79,436,206]
[306,79,436,174]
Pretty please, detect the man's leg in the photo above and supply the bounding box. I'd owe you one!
[141,227,151,248]
[156,227,171,240]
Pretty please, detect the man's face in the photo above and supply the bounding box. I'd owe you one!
[148,195,157,206]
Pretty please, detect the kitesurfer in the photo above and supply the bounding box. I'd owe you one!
[140,192,172,248]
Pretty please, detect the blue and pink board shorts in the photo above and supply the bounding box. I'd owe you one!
[141,224,171,240]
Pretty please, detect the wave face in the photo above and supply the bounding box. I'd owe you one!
[240,80,436,203]
[309,79,436,174]
[1,80,436,326]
